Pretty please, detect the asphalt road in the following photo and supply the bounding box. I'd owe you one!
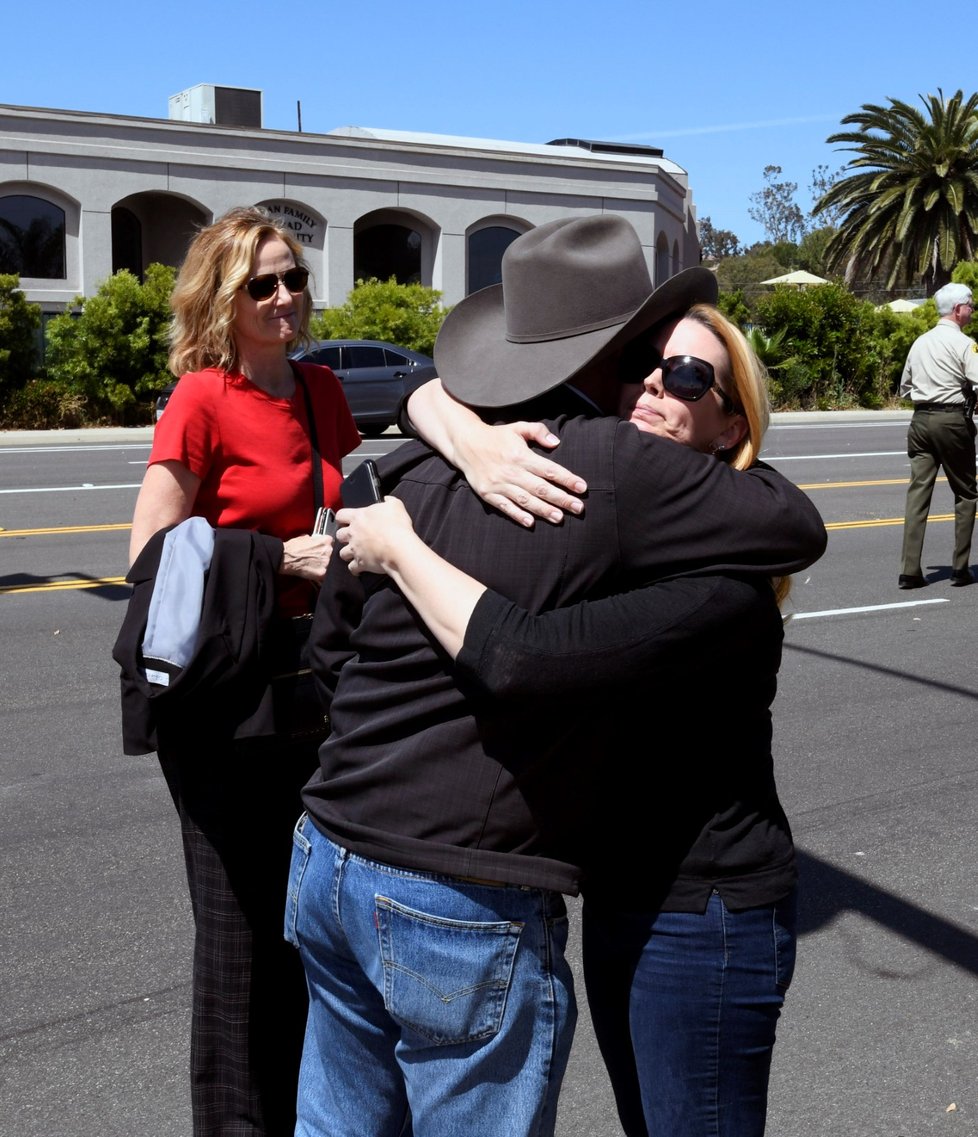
[1,414,976,1137]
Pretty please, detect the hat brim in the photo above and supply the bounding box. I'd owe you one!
[436,267,719,409]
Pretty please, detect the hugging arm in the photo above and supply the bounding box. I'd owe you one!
[335,498,780,702]
[403,379,587,527]
[454,575,780,701]
[612,424,827,579]
[336,497,485,659]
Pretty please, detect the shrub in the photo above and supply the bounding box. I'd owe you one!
[0,274,42,410]
[45,263,175,424]
[310,278,449,356]
[716,289,751,327]
[3,379,86,428]
[754,283,897,409]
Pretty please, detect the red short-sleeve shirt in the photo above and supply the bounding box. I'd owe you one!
[150,362,361,613]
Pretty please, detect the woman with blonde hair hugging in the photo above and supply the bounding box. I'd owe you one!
[335,300,804,1137]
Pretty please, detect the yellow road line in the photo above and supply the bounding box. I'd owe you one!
[0,523,132,537]
[0,513,954,597]
[1,576,127,596]
[827,514,951,531]
[798,478,918,490]
[0,487,950,555]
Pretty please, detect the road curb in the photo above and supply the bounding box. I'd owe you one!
[0,411,915,448]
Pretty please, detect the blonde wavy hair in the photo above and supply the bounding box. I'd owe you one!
[682,304,770,471]
[682,304,790,603]
[168,206,312,376]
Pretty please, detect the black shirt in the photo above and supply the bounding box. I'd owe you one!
[303,410,825,894]
[456,577,793,913]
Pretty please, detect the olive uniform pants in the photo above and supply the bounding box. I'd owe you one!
[901,406,978,577]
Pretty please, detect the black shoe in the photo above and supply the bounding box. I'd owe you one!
[951,570,973,587]
[898,574,926,589]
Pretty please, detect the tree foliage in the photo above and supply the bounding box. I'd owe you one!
[814,89,978,292]
[808,165,847,228]
[715,245,794,297]
[794,226,837,279]
[748,166,807,244]
[310,278,449,356]
[0,274,41,409]
[698,217,741,260]
[44,264,175,424]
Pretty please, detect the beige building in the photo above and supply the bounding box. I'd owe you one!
[0,90,703,315]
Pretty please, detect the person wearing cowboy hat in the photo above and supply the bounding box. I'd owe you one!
[288,216,826,1137]
[401,214,754,524]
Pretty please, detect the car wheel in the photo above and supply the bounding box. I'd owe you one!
[358,423,391,438]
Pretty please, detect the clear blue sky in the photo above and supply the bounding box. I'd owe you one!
[5,0,968,248]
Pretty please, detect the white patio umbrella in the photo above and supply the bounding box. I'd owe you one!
[759,270,830,287]
[881,298,926,313]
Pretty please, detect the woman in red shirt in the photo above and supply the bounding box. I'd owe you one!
[129,207,360,1136]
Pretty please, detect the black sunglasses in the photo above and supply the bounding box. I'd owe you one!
[241,266,309,301]
[619,341,740,415]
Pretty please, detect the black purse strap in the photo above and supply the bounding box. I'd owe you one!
[290,363,324,514]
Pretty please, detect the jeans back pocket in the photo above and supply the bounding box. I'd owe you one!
[375,894,523,1045]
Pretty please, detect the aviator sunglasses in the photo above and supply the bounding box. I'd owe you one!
[241,266,309,302]
[619,338,740,415]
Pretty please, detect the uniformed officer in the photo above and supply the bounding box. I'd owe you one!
[899,282,978,588]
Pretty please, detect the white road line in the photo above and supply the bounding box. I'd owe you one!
[765,451,907,461]
[790,599,949,620]
[769,421,908,431]
[0,483,142,494]
[0,444,151,454]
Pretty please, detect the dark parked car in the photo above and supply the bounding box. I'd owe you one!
[155,338,438,436]
[155,381,178,422]
[293,339,437,436]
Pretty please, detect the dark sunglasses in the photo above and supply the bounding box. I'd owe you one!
[241,266,309,301]
[619,341,740,415]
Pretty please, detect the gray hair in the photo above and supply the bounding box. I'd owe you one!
[934,282,973,315]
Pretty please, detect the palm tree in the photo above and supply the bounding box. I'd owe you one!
[814,89,978,293]
[745,327,798,374]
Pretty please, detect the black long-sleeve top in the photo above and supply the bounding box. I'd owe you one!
[304,407,824,896]
[455,577,793,912]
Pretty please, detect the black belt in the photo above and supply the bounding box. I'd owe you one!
[913,401,966,412]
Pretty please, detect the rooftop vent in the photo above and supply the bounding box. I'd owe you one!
[168,84,262,128]
[547,138,664,158]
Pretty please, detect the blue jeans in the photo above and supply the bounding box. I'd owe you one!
[582,890,797,1137]
[285,815,576,1137]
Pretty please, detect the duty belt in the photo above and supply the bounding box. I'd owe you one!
[913,401,966,411]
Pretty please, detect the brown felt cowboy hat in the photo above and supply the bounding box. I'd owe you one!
[435,214,718,407]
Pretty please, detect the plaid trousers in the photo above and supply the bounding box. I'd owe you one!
[159,736,319,1137]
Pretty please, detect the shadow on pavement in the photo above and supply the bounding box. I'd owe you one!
[0,572,130,600]
[796,848,978,975]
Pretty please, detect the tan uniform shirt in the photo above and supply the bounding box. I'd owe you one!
[900,318,978,403]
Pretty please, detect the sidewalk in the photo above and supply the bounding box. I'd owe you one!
[0,409,915,448]
[0,426,155,446]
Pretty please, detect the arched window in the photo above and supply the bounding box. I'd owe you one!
[655,233,670,285]
[467,226,520,294]
[0,195,66,278]
[112,207,143,277]
[354,223,421,284]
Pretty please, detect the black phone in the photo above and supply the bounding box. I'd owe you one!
[341,459,383,508]
[313,506,336,538]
